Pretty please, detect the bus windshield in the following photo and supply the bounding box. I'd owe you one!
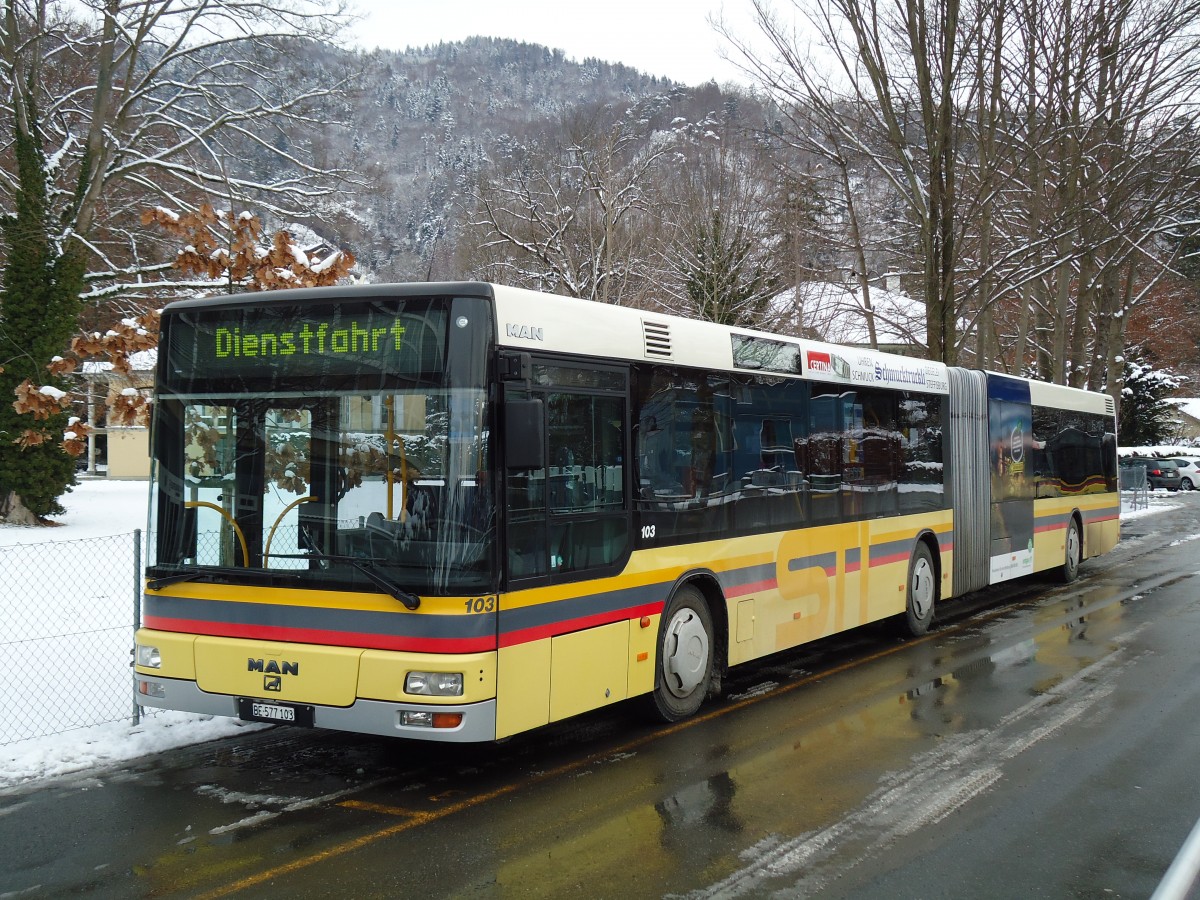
[147,294,495,596]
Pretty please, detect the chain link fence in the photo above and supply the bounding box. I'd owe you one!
[0,531,142,746]
[1120,464,1149,512]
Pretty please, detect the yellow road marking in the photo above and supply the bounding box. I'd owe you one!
[336,800,430,819]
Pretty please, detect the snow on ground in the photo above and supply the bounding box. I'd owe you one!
[0,478,149,546]
[0,476,1188,793]
[1,478,265,792]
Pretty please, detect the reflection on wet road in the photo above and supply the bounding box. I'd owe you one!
[4,501,1200,898]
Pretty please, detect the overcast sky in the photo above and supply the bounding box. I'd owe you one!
[347,0,767,87]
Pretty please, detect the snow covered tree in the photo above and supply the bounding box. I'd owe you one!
[0,0,350,523]
[142,205,355,293]
[657,113,784,328]
[0,90,82,522]
[1118,354,1184,446]
[463,100,672,305]
[728,0,968,363]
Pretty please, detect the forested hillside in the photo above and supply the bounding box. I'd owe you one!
[297,37,681,282]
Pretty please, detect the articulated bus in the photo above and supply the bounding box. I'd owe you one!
[134,282,1120,741]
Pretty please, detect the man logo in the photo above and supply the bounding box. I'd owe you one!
[248,658,295,692]
[248,658,299,676]
[505,323,544,341]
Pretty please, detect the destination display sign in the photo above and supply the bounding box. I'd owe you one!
[165,299,447,386]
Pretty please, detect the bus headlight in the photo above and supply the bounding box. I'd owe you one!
[136,644,161,668]
[405,671,464,696]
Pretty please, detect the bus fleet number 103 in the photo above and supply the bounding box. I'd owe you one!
[465,597,498,614]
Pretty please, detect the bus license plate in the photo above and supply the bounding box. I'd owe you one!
[238,698,314,727]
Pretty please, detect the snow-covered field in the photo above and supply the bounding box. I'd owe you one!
[0,476,1182,792]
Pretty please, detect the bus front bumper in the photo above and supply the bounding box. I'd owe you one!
[132,674,498,743]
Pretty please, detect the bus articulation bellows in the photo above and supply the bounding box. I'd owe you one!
[133,282,1119,741]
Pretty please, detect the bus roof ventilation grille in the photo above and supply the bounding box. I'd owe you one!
[642,320,673,359]
[1105,396,1115,417]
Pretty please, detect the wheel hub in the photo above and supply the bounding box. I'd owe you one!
[911,559,934,619]
[664,609,710,698]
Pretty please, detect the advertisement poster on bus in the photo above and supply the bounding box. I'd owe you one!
[988,375,1034,583]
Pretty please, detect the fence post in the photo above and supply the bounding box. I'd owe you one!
[132,528,142,726]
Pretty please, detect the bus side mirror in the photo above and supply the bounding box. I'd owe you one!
[506,399,544,470]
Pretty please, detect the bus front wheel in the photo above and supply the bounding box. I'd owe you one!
[900,542,937,637]
[649,586,714,722]
[1057,518,1082,583]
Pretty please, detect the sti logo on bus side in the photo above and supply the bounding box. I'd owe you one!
[506,323,544,341]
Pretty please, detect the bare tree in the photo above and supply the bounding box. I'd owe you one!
[463,102,671,306]
[723,0,1200,397]
[723,0,978,364]
[759,96,914,348]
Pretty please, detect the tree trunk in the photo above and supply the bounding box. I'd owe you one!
[0,490,43,526]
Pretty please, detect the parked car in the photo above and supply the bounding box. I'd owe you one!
[1167,457,1200,491]
[1120,456,1182,491]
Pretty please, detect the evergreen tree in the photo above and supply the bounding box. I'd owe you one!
[1118,354,1184,445]
[678,208,781,327]
[0,105,84,522]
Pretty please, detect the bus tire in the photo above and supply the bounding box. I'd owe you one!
[900,542,937,637]
[1057,517,1082,583]
[649,585,714,723]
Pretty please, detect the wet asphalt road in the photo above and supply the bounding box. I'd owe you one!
[3,498,1200,899]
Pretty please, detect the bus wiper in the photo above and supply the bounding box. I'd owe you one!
[283,544,423,611]
[147,568,204,591]
[349,560,422,611]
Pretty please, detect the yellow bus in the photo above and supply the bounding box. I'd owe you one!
[133,282,1120,741]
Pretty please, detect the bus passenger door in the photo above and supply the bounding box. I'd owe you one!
[501,359,631,585]
[496,356,631,736]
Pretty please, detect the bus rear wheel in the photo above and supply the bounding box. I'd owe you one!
[649,586,714,722]
[899,542,937,637]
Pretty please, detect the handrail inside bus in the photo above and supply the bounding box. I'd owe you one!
[185,500,250,568]
[384,396,409,523]
[263,495,318,566]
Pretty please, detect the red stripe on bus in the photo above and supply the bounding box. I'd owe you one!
[1034,523,1065,534]
[869,551,909,568]
[142,615,493,654]
[724,578,778,598]
[498,601,663,648]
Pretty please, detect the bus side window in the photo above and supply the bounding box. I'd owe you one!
[807,388,843,523]
[633,368,733,541]
[846,389,900,518]
[898,393,945,513]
